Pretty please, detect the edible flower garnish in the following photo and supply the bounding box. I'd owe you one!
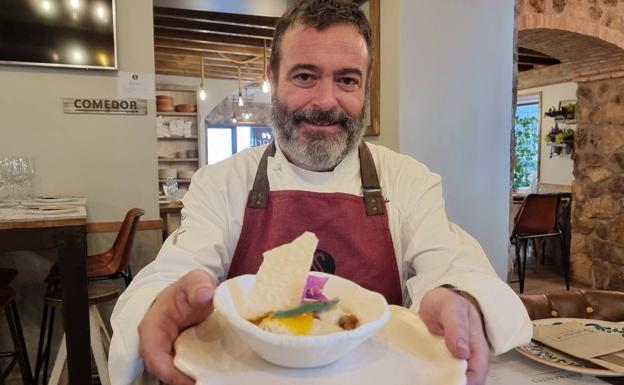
[302,275,330,303]
[272,298,339,318]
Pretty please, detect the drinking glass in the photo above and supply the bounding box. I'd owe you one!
[163,177,179,202]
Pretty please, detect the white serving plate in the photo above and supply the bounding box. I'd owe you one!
[31,197,78,204]
[174,305,467,385]
[23,206,79,215]
[516,318,624,377]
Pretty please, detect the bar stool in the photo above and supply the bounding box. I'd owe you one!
[33,283,120,385]
[0,270,33,385]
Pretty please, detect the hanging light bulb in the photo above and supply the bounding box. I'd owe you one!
[231,114,237,123]
[198,56,207,101]
[243,109,251,120]
[237,67,244,107]
[262,40,270,94]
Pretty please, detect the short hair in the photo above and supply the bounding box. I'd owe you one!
[270,0,373,81]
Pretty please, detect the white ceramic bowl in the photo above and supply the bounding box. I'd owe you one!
[213,272,389,368]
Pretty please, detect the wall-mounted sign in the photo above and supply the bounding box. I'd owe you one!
[63,98,147,115]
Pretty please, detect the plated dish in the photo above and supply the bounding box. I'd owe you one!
[174,305,467,385]
[516,318,624,377]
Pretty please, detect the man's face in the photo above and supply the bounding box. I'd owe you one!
[269,24,369,171]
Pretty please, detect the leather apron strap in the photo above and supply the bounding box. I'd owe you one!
[246,141,384,216]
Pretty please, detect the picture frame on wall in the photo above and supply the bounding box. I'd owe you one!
[358,0,380,136]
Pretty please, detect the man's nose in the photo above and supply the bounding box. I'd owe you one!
[311,78,338,110]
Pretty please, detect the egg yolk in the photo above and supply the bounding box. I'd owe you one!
[272,312,314,335]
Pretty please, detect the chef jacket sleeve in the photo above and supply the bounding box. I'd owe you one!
[398,161,532,355]
[109,165,237,385]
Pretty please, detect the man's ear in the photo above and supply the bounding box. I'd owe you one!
[267,64,277,89]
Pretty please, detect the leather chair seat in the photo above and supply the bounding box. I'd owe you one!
[520,289,624,322]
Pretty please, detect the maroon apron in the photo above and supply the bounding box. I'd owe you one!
[227,142,402,305]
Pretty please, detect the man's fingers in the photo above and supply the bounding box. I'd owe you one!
[144,350,194,385]
[465,306,489,385]
[437,294,471,359]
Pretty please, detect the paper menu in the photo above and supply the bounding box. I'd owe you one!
[487,350,611,385]
[533,322,624,373]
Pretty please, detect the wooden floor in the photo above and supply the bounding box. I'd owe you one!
[508,254,590,295]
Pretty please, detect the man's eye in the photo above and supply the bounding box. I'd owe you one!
[294,73,314,82]
[339,77,359,88]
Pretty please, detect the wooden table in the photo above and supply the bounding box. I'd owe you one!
[160,201,183,238]
[0,209,91,385]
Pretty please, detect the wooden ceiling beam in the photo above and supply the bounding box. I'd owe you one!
[518,55,560,66]
[154,47,253,62]
[154,6,278,29]
[155,37,265,57]
[155,60,263,76]
[154,26,270,48]
[518,63,535,71]
[156,61,261,77]
[154,16,274,39]
[518,47,552,58]
[155,54,264,70]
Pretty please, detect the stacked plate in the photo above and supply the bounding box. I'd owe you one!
[175,104,196,113]
[157,95,175,112]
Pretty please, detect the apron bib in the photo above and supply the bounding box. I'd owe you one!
[228,142,402,305]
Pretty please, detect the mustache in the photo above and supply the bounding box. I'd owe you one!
[292,107,353,128]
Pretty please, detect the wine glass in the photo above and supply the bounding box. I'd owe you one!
[6,157,34,208]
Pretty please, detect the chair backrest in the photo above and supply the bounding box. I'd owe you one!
[520,289,624,322]
[513,193,561,235]
[105,208,144,273]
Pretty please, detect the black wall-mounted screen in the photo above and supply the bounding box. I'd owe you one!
[0,0,117,70]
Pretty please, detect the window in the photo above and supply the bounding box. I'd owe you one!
[206,125,273,165]
[514,94,540,189]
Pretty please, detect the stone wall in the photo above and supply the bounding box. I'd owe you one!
[571,78,624,289]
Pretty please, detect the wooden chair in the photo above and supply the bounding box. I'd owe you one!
[34,208,144,384]
[33,284,120,385]
[46,208,145,287]
[511,194,569,293]
[0,269,33,385]
[520,289,624,322]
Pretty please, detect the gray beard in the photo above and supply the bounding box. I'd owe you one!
[270,95,367,171]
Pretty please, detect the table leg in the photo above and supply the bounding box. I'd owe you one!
[56,227,91,385]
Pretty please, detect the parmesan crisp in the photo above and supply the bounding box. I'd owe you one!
[244,232,318,319]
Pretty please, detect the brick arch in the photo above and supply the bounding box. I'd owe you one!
[518,14,624,49]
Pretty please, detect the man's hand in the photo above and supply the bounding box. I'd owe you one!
[138,269,217,385]
[419,287,489,385]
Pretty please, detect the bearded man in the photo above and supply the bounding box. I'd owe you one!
[109,1,531,385]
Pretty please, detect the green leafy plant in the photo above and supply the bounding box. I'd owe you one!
[544,124,575,144]
[544,102,575,120]
[513,115,539,189]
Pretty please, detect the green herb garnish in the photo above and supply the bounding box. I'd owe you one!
[271,298,339,318]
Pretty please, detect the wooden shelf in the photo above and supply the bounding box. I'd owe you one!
[157,136,198,140]
[157,111,197,117]
[158,158,199,162]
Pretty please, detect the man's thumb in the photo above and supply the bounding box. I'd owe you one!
[181,269,217,306]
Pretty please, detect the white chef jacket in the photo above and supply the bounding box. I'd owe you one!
[109,142,532,385]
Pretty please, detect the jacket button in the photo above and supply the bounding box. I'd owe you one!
[586,306,594,314]
[551,310,559,317]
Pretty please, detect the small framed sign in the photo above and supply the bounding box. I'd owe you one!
[63,98,147,115]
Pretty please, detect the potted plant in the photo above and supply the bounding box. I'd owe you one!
[544,102,576,121]
[544,123,575,156]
